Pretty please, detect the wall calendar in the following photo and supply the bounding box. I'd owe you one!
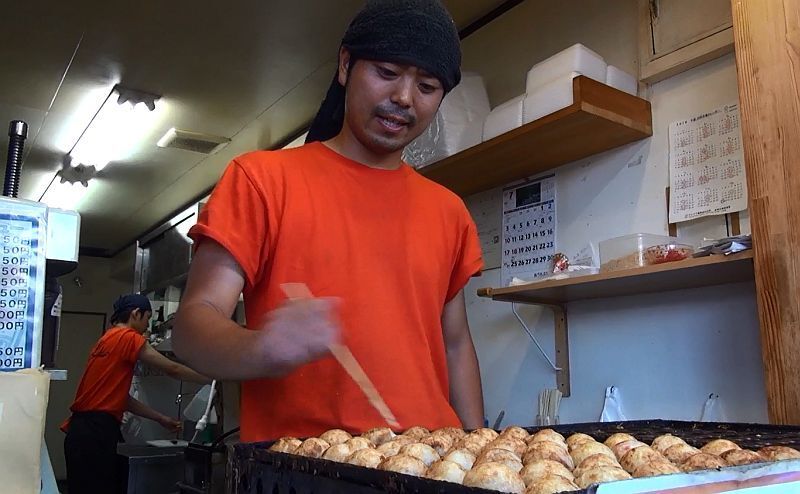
[669,102,748,223]
[501,174,557,287]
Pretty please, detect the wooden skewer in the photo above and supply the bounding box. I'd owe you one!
[280,283,400,429]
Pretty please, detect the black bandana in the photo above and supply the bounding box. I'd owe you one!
[305,0,461,144]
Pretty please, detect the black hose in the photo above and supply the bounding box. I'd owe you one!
[4,120,28,198]
[211,427,241,448]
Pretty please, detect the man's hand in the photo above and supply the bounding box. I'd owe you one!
[257,297,342,377]
[174,240,343,381]
[157,416,182,433]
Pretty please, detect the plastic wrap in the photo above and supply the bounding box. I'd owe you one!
[403,111,445,167]
[403,72,490,168]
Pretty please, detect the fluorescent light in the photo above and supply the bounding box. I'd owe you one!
[40,180,91,210]
[68,85,161,171]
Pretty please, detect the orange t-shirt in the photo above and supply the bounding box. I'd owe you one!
[61,326,146,431]
[189,142,483,442]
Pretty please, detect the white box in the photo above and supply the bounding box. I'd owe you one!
[482,94,525,141]
[526,43,607,94]
[606,65,638,96]
[523,72,579,124]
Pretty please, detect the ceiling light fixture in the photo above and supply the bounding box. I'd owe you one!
[67,84,161,173]
[39,84,161,209]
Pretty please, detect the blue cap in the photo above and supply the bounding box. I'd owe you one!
[113,294,152,314]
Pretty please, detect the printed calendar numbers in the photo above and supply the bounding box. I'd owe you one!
[501,175,557,286]
[669,103,748,223]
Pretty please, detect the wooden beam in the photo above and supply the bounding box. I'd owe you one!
[728,212,741,236]
[731,0,800,424]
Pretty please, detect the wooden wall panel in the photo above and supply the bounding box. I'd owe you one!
[731,0,800,424]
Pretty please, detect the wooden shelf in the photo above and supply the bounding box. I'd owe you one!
[420,76,653,197]
[478,251,755,306]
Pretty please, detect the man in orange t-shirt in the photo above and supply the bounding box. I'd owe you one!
[174,0,485,441]
[63,294,209,494]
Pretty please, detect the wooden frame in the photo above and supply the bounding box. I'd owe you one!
[638,0,735,84]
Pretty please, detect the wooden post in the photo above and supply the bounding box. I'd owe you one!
[731,0,800,424]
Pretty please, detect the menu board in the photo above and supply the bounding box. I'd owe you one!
[501,174,557,286]
[0,198,46,371]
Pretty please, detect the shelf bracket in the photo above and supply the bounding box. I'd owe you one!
[552,305,571,397]
[510,302,571,397]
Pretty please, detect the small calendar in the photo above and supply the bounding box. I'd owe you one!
[501,174,557,286]
[669,103,748,222]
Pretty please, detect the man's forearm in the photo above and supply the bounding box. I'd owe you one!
[446,336,485,429]
[127,396,169,423]
[173,302,268,381]
[169,361,213,385]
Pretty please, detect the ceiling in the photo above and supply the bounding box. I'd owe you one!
[0,0,508,255]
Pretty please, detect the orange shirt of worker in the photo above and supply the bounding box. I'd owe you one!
[61,327,145,431]
[189,142,483,441]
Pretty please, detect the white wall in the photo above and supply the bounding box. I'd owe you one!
[59,255,134,317]
[461,0,639,106]
[461,32,765,426]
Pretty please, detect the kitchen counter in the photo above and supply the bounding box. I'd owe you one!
[117,442,186,457]
[117,443,185,493]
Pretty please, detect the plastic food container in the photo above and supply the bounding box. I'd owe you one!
[644,243,695,265]
[599,234,694,272]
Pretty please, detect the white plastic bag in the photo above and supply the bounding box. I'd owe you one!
[700,393,725,421]
[600,386,627,421]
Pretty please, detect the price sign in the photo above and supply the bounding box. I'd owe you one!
[501,174,557,286]
[0,198,46,371]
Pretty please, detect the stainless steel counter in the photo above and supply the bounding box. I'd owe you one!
[117,443,185,494]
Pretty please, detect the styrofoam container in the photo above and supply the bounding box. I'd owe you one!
[482,94,525,141]
[523,72,578,124]
[526,43,607,94]
[606,65,638,96]
[458,118,484,151]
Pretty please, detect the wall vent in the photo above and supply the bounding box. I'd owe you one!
[157,128,231,154]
